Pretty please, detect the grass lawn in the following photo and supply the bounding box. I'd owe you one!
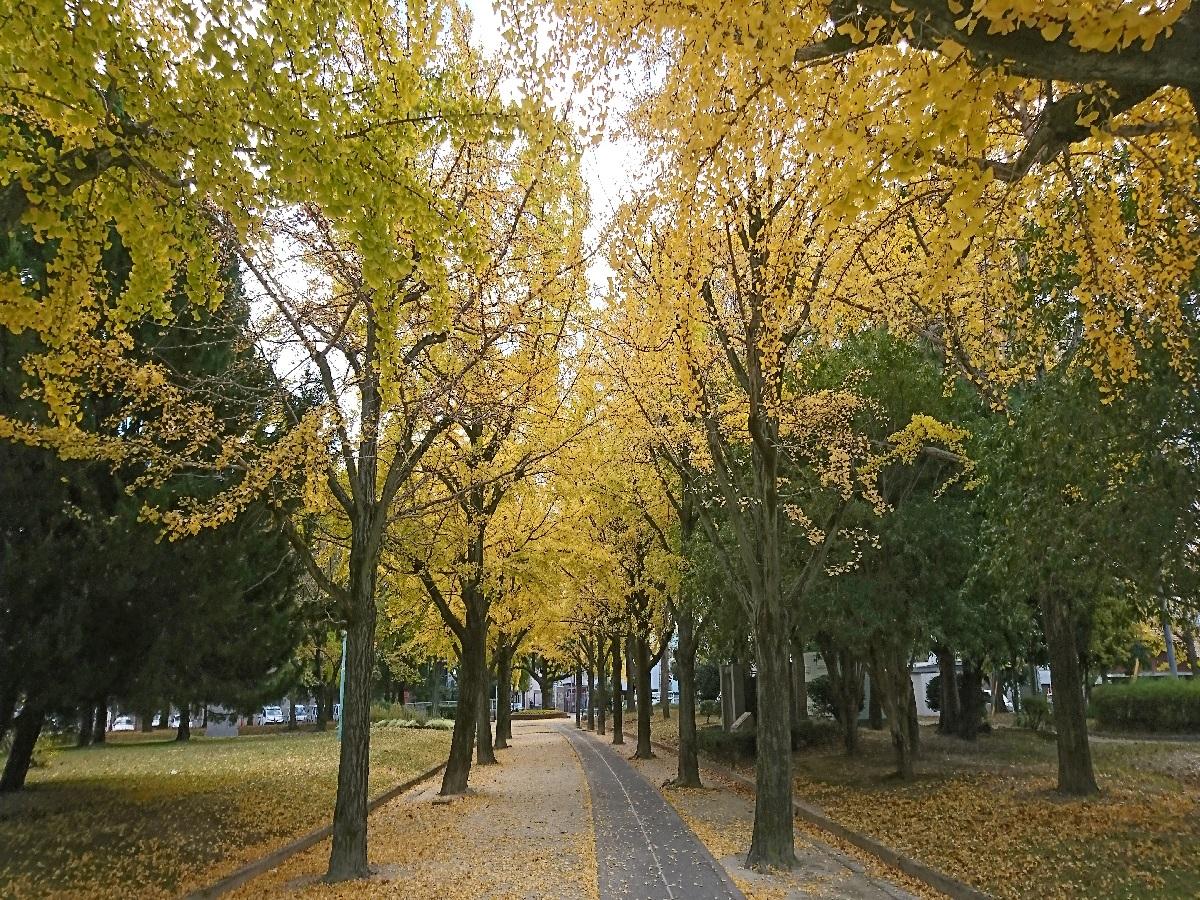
[650,713,1200,899]
[0,725,451,898]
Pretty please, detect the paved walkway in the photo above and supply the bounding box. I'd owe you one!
[623,739,922,900]
[558,725,744,900]
[230,721,596,899]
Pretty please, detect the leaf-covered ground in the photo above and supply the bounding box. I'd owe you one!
[229,721,598,899]
[0,726,450,898]
[650,714,1200,898]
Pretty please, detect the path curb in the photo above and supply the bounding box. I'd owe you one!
[649,739,990,900]
[185,761,447,898]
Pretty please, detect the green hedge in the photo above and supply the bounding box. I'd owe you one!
[1091,678,1200,733]
[510,708,568,720]
[695,719,839,762]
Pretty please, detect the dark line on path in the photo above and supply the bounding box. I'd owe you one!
[558,725,744,900]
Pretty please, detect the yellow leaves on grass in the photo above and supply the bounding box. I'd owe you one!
[2,728,451,898]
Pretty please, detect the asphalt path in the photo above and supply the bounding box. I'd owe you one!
[558,724,745,900]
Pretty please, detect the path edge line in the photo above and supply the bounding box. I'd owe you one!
[649,739,989,900]
[185,761,447,899]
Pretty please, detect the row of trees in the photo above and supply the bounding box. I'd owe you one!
[4,0,1199,882]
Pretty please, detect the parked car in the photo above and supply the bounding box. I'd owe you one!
[260,705,285,725]
[293,704,312,723]
[112,715,135,731]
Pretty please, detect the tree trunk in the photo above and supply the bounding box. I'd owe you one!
[288,695,298,731]
[957,659,983,740]
[790,636,808,726]
[176,704,191,742]
[430,659,443,718]
[625,635,636,712]
[140,709,153,733]
[476,656,497,766]
[633,636,654,759]
[442,610,486,795]
[746,602,795,870]
[494,645,513,750]
[575,667,583,729]
[596,664,607,737]
[660,655,671,720]
[158,708,171,729]
[868,644,914,780]
[611,635,624,745]
[586,654,596,732]
[77,705,94,747]
[935,647,960,734]
[673,608,703,788]
[315,645,329,732]
[325,542,380,882]
[92,700,107,744]
[0,704,45,792]
[1182,623,1199,676]
[1040,591,1099,795]
[822,641,863,755]
[868,681,884,730]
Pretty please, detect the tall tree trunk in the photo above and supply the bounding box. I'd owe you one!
[326,543,379,881]
[1182,623,1200,676]
[625,636,636,712]
[430,659,443,718]
[586,653,596,732]
[935,646,960,735]
[288,695,298,731]
[176,704,191,742]
[673,607,703,788]
[611,635,624,745]
[957,659,984,740]
[790,636,808,726]
[868,645,914,780]
[868,681,884,730]
[746,600,795,869]
[575,667,583,729]
[315,645,329,732]
[157,708,171,729]
[633,636,654,759]
[1040,591,1099,795]
[0,704,44,793]
[822,641,863,755]
[596,668,607,737]
[77,705,94,748]
[442,593,487,794]
[92,700,107,744]
[660,653,671,720]
[476,656,497,766]
[140,709,153,733]
[494,644,513,750]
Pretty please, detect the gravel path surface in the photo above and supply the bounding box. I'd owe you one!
[559,724,744,900]
[229,721,597,899]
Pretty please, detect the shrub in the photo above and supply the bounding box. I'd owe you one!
[698,699,720,724]
[1016,693,1052,733]
[926,674,943,713]
[791,718,839,749]
[510,708,568,720]
[424,718,455,730]
[697,727,756,761]
[806,675,838,719]
[1091,678,1200,733]
[370,702,426,725]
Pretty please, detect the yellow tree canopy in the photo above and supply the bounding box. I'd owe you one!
[520,0,1199,393]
